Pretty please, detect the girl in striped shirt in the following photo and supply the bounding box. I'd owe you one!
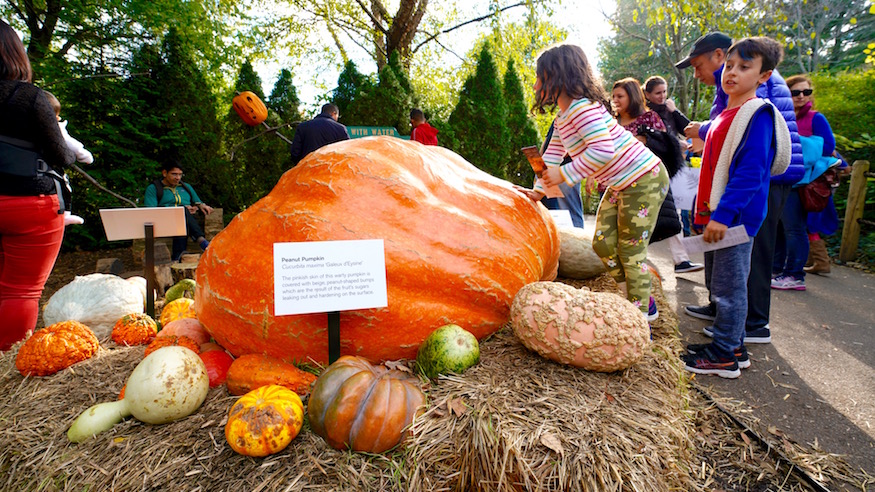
[522,44,669,320]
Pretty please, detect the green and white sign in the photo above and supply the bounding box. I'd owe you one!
[346,126,409,140]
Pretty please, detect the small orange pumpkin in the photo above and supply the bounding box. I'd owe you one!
[159,298,196,327]
[144,335,200,358]
[15,321,100,376]
[232,91,268,126]
[225,384,304,457]
[225,354,316,396]
[307,356,427,453]
[111,313,158,346]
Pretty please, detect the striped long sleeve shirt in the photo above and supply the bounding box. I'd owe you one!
[536,98,660,191]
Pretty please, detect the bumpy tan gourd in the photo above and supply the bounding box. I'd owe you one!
[510,282,649,372]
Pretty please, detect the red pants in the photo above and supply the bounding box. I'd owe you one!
[0,195,64,351]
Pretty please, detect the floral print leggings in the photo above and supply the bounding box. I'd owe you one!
[592,163,669,313]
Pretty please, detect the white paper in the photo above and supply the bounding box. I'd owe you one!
[99,207,186,241]
[274,239,388,316]
[548,209,575,229]
[680,225,750,254]
[669,166,700,211]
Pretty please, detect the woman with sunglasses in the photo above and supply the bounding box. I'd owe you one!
[772,75,839,288]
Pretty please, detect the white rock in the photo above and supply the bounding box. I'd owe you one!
[43,273,145,339]
[558,227,606,279]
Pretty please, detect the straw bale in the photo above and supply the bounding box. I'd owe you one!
[0,274,867,491]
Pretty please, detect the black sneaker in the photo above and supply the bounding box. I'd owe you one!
[702,325,771,345]
[744,326,771,344]
[682,345,741,379]
[684,304,716,321]
[674,261,705,273]
[687,343,750,369]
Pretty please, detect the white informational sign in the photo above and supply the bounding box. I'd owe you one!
[99,207,186,241]
[670,166,700,211]
[273,239,388,316]
[548,209,575,229]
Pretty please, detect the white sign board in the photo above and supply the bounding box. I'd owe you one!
[99,207,186,241]
[274,239,388,316]
[548,209,575,229]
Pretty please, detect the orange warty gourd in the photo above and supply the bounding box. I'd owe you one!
[195,137,560,363]
[307,356,426,454]
[143,335,200,358]
[16,321,100,376]
[111,313,158,346]
[225,385,304,457]
[232,91,268,126]
[159,298,196,327]
[225,354,316,396]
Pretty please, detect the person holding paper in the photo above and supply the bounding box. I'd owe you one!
[680,37,791,378]
[519,44,668,323]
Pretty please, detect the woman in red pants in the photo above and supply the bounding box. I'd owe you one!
[0,20,74,350]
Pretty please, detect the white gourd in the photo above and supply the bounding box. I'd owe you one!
[67,346,209,442]
[44,274,144,339]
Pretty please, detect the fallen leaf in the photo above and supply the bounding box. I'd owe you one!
[540,432,564,455]
[740,432,751,446]
[768,426,783,437]
[384,359,411,373]
[447,397,467,417]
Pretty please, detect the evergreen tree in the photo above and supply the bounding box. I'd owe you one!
[224,60,290,208]
[268,69,302,123]
[154,28,223,205]
[333,61,374,125]
[447,45,510,179]
[503,58,540,186]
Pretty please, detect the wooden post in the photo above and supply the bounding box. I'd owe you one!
[839,160,870,262]
[328,311,340,365]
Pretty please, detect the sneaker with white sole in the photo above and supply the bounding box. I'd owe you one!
[674,260,705,273]
[684,304,716,321]
[682,345,740,378]
[703,325,771,344]
[771,275,806,291]
[647,296,658,322]
[687,343,750,369]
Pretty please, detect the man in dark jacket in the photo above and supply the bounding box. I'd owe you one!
[289,103,349,165]
[677,32,804,346]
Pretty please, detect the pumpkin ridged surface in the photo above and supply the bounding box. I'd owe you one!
[111,313,158,346]
[195,137,560,363]
[225,384,304,456]
[308,356,426,453]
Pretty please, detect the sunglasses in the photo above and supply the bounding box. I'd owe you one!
[791,89,813,97]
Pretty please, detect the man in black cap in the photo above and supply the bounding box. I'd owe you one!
[289,103,349,166]
[676,33,804,347]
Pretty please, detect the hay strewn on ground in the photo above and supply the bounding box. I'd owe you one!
[0,274,867,491]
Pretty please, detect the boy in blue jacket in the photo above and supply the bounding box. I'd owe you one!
[682,37,791,378]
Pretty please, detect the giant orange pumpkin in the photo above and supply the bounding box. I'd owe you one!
[195,136,560,363]
[307,356,426,453]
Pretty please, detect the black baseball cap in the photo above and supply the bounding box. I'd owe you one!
[675,32,733,69]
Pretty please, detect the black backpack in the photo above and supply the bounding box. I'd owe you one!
[152,178,196,204]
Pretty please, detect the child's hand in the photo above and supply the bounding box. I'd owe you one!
[539,166,563,188]
[512,185,545,202]
[702,220,727,243]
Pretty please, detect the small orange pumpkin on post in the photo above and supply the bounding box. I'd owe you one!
[225,384,304,456]
[232,91,268,126]
[307,355,427,454]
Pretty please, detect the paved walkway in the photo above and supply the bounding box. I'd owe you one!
[648,240,875,479]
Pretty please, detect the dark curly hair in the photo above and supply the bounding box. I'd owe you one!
[532,44,610,114]
[726,37,784,73]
